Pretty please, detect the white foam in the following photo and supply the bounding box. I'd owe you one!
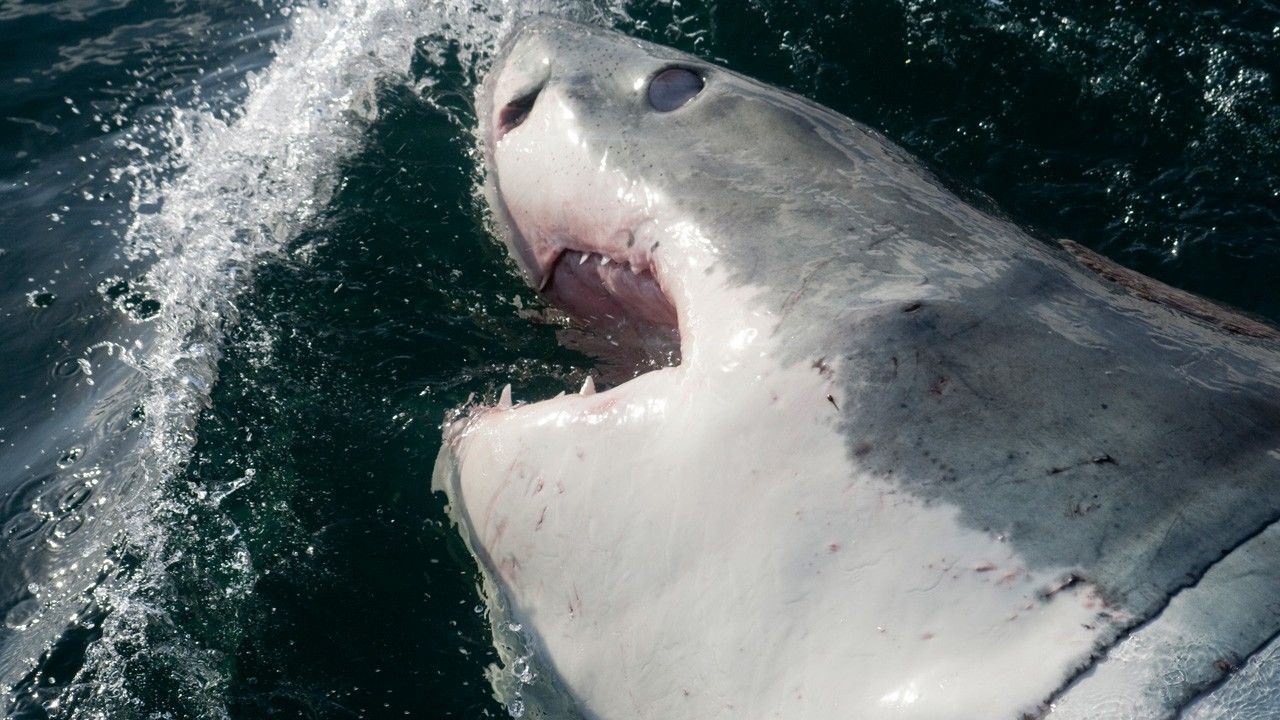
[7,0,519,712]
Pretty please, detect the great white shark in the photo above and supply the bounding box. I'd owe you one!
[433,18,1280,720]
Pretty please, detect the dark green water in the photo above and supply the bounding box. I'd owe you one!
[0,0,1276,718]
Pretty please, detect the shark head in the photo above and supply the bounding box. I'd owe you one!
[436,17,1119,720]
[475,17,911,366]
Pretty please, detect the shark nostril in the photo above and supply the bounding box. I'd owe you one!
[497,86,542,138]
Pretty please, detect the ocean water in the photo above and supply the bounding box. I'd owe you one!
[0,0,1276,717]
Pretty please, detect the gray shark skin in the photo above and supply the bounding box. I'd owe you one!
[435,18,1280,720]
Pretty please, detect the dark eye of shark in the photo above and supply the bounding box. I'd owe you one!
[498,86,542,137]
[648,67,703,112]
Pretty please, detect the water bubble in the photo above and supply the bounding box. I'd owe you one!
[96,276,161,320]
[53,358,83,379]
[26,290,56,308]
[51,514,85,542]
[5,474,54,516]
[57,484,91,512]
[56,447,83,468]
[510,656,535,684]
[4,598,41,630]
[2,513,45,544]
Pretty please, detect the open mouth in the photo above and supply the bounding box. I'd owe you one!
[522,243,681,387]
[542,248,677,329]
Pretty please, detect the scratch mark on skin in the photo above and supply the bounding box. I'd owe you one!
[1040,572,1085,600]
[481,460,523,542]
[535,506,547,530]
[812,356,833,378]
[781,256,840,316]
[930,376,949,396]
[1049,453,1119,475]
[827,394,840,410]
[1061,238,1280,339]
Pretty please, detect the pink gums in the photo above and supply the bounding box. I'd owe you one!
[543,249,677,328]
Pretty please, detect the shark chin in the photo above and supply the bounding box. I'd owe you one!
[435,17,1280,720]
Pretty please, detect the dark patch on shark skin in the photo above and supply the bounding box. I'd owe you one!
[832,260,1280,620]
[626,37,1280,708]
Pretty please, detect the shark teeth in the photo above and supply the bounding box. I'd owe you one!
[491,378,598,410]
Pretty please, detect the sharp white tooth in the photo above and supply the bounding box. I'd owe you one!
[600,256,611,266]
[554,391,566,398]
[579,376,596,396]
[498,384,513,409]
[578,254,589,265]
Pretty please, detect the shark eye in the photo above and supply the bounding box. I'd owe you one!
[498,86,542,138]
[648,67,703,112]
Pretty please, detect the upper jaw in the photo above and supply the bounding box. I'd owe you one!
[481,86,680,332]
[522,227,662,292]
[477,20,700,389]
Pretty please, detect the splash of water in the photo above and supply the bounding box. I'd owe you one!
[1,0,523,714]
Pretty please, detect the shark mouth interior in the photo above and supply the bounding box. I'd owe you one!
[537,246,682,384]
[543,249,676,329]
